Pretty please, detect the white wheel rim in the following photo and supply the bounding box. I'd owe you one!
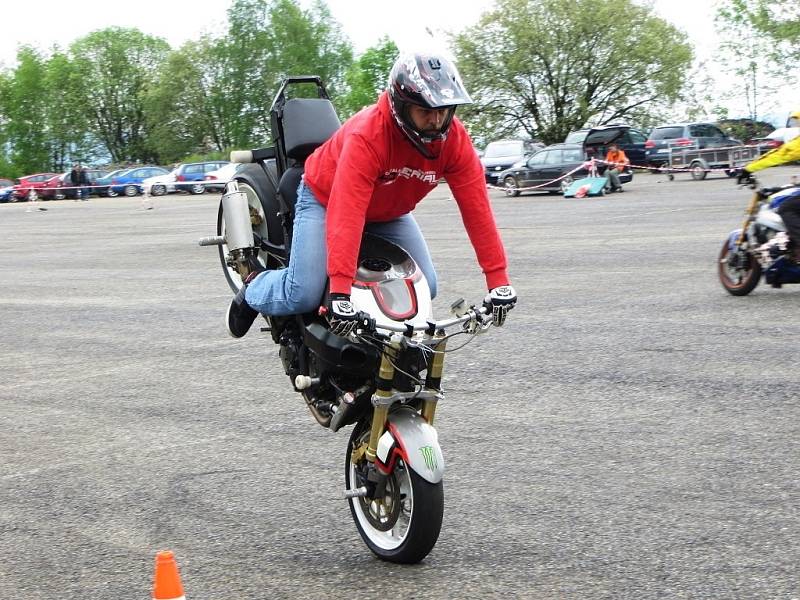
[349,459,413,550]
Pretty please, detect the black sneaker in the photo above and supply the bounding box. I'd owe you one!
[226,269,264,338]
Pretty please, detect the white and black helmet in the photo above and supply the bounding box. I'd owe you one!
[388,53,473,158]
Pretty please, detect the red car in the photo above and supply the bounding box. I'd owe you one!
[13,173,59,200]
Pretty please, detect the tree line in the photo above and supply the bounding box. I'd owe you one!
[0,0,795,178]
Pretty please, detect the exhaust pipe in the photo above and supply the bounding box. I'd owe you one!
[221,181,254,252]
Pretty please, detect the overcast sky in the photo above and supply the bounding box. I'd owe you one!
[0,0,794,123]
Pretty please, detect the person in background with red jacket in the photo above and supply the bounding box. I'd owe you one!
[227,53,516,338]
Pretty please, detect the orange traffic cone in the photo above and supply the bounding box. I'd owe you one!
[152,550,186,600]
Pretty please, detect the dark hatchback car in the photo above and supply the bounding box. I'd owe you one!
[497,143,633,196]
[645,122,741,168]
[481,139,541,185]
[565,124,648,167]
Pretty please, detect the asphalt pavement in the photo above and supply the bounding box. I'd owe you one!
[1,169,798,599]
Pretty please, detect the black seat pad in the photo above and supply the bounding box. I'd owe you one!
[278,166,304,218]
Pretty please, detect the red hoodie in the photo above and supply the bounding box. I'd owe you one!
[304,91,509,295]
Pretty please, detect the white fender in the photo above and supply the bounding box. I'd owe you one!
[376,407,444,484]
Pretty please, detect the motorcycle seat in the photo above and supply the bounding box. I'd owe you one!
[277,98,340,220]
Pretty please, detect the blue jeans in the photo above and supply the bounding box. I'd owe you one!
[244,180,437,316]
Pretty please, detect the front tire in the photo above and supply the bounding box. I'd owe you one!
[345,419,444,564]
[718,238,761,295]
[189,183,205,195]
[503,176,520,197]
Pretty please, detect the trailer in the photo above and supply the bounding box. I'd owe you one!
[665,145,764,181]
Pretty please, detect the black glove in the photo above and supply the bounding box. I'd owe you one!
[737,168,754,185]
[327,293,367,337]
[483,285,517,327]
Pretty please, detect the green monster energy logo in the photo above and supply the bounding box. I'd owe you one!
[419,446,438,471]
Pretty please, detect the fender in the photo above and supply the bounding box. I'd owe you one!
[755,206,787,232]
[375,406,444,484]
[726,228,743,252]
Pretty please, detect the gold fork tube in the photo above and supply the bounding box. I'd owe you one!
[422,335,447,425]
[736,191,762,245]
[366,347,398,463]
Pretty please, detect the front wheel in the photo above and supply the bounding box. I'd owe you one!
[718,238,761,295]
[345,420,443,564]
[189,183,205,195]
[503,176,520,197]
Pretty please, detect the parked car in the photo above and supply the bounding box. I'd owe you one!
[645,122,741,169]
[172,161,230,194]
[202,163,240,192]
[38,169,110,200]
[12,173,59,200]
[0,178,15,202]
[497,143,633,196]
[565,124,648,167]
[109,166,171,197]
[93,169,130,197]
[141,170,178,196]
[481,139,541,185]
[746,126,800,153]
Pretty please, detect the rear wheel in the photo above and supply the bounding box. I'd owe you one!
[560,175,574,194]
[345,419,443,564]
[503,176,520,197]
[151,184,167,196]
[189,183,205,195]
[123,185,138,197]
[718,238,761,296]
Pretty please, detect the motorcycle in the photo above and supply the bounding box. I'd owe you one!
[719,178,800,295]
[198,76,502,563]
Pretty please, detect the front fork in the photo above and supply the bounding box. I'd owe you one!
[735,191,762,246]
[365,331,447,464]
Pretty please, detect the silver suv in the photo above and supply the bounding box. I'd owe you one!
[645,123,741,168]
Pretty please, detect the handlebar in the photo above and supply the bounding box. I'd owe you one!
[374,304,491,334]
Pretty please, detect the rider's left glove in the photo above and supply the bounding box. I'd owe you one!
[327,293,360,336]
[484,285,517,327]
